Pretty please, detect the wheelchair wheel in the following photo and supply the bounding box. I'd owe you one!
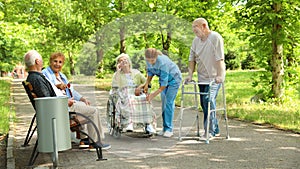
[106,99,114,135]
[113,126,121,138]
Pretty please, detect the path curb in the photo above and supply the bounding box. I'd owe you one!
[7,99,15,169]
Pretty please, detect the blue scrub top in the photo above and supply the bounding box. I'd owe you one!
[146,54,182,87]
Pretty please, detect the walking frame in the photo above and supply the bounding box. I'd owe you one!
[179,80,230,144]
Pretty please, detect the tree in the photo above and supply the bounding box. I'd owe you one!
[234,0,300,101]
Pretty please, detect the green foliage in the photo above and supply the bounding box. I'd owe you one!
[1,0,299,103]
[233,0,300,101]
[225,50,240,70]
[0,79,11,135]
[251,71,274,102]
[241,54,258,70]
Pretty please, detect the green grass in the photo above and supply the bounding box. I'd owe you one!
[92,70,300,133]
[0,79,12,137]
[225,70,300,133]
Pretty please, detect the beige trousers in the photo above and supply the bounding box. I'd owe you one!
[69,101,105,143]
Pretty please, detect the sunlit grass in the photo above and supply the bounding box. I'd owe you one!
[225,70,300,133]
[0,79,12,137]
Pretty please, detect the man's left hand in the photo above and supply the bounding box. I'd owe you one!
[215,76,223,84]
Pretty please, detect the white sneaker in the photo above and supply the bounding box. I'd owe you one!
[146,124,156,134]
[125,123,133,132]
[157,130,164,136]
[201,133,214,139]
[163,131,173,138]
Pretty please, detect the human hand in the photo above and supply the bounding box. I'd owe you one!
[81,97,90,106]
[215,76,224,84]
[68,98,75,107]
[146,93,154,102]
[135,87,141,96]
[143,85,149,94]
[184,76,193,84]
[56,83,67,90]
[117,60,128,70]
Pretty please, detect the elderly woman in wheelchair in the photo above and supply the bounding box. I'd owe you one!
[107,53,156,137]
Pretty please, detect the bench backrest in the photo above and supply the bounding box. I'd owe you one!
[22,81,37,110]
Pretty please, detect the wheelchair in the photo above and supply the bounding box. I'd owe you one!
[106,86,156,138]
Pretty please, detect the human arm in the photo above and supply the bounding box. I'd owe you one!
[67,84,89,105]
[79,96,90,106]
[215,59,225,83]
[186,45,197,82]
[146,86,166,101]
[111,71,121,88]
[133,70,146,96]
[56,83,67,90]
[29,74,57,97]
[138,75,153,94]
[214,33,225,84]
[186,61,196,82]
[68,98,75,107]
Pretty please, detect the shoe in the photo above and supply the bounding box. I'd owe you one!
[157,130,164,136]
[146,124,156,134]
[89,143,111,151]
[163,131,173,138]
[79,139,89,148]
[201,133,214,139]
[215,133,221,137]
[101,143,111,150]
[125,123,133,132]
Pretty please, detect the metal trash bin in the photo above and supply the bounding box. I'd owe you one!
[34,96,71,153]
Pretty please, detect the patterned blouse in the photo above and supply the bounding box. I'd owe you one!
[112,69,146,89]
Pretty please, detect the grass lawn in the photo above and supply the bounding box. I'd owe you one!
[92,70,300,133]
[0,79,12,139]
[225,70,300,133]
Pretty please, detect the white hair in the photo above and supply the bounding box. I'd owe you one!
[116,53,132,70]
[24,50,41,68]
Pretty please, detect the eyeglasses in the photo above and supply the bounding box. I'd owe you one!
[118,58,127,63]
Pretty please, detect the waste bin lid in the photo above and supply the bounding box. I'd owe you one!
[34,96,68,100]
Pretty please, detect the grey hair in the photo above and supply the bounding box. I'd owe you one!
[24,50,41,68]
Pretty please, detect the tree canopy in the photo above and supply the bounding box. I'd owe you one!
[0,0,299,102]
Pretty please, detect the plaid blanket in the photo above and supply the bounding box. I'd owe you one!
[114,87,156,124]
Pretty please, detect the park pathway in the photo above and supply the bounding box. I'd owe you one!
[8,78,300,169]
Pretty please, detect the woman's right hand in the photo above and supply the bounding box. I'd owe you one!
[56,83,67,90]
[143,84,149,94]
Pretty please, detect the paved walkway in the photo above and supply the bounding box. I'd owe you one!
[8,78,300,169]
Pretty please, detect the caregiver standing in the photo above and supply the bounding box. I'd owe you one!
[138,48,182,138]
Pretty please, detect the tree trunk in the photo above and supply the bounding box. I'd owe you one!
[144,33,149,48]
[120,25,126,54]
[68,51,75,75]
[163,24,172,51]
[118,0,126,54]
[160,24,172,55]
[95,33,104,64]
[96,49,104,64]
[271,2,284,99]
